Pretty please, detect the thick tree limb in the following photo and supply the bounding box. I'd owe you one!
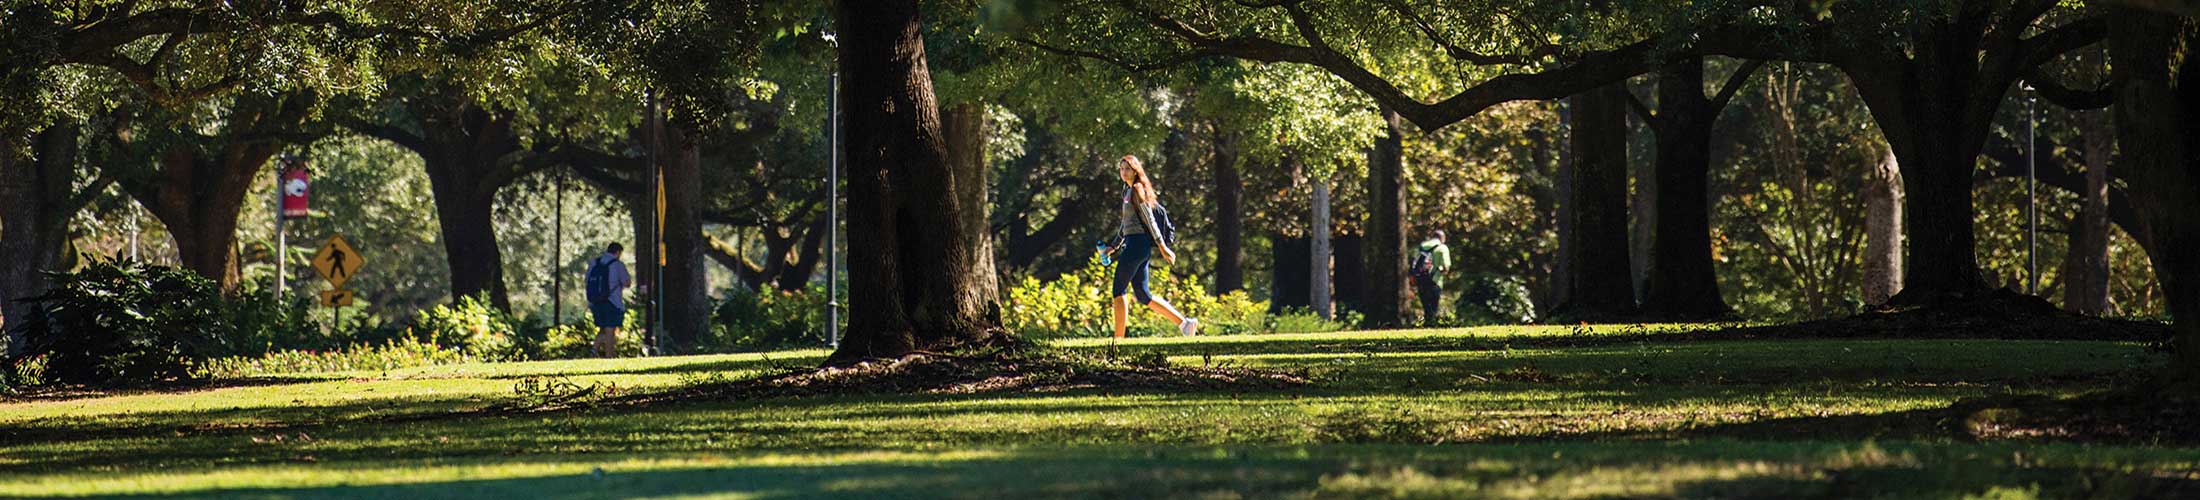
[2025,69,2115,110]
[1708,59,1767,112]
[342,119,430,154]
[1106,0,1689,130]
[2019,16,2108,71]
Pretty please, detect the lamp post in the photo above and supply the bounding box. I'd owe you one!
[2025,85,2039,295]
[825,31,841,349]
[827,71,842,348]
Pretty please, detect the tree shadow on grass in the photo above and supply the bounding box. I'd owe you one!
[473,355,823,380]
[9,449,1343,500]
[1670,466,2200,499]
[1,376,347,403]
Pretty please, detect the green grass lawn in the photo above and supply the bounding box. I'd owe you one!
[3,325,2194,499]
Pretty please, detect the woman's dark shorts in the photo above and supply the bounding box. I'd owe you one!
[1112,234,1156,304]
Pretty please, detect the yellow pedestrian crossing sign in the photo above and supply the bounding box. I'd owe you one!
[312,234,366,287]
[319,289,355,307]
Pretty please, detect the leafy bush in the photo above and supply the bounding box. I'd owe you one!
[532,312,646,359]
[225,279,332,356]
[1,355,47,394]
[7,260,234,385]
[200,337,484,378]
[1006,254,1281,338]
[1452,273,1537,326]
[409,295,520,360]
[1269,307,1361,334]
[709,287,832,351]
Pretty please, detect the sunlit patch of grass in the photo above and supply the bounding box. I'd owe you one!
[0,326,2191,498]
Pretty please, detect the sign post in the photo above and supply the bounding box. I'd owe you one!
[276,161,309,299]
[312,234,367,327]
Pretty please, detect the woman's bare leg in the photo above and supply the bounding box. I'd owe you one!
[1144,297,1187,325]
[1112,295,1131,339]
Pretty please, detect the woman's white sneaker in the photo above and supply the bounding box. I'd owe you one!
[1179,318,1201,336]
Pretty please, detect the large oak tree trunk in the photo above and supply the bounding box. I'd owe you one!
[1551,83,1638,319]
[2108,10,2200,382]
[1864,149,1906,304]
[2065,110,2114,315]
[1839,15,2020,306]
[1640,59,1733,319]
[1362,111,1407,327]
[368,100,542,313]
[660,125,708,353]
[942,103,1000,295]
[1212,131,1245,293]
[422,157,512,312]
[138,146,279,292]
[1,126,79,354]
[828,0,1005,364]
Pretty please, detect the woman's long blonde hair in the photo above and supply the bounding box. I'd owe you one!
[1120,155,1158,206]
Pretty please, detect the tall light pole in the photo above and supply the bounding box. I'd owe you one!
[552,168,565,324]
[2025,85,2039,295]
[644,88,664,356]
[827,69,842,349]
[824,30,842,349]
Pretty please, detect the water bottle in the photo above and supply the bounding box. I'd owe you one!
[1095,240,1112,266]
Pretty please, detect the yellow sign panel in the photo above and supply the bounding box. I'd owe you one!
[311,234,366,287]
[319,289,355,307]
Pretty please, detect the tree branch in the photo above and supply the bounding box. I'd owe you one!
[2019,16,2107,70]
[342,119,430,154]
[1708,59,1767,112]
[1015,37,1215,73]
[1379,0,1564,65]
[1114,0,1689,130]
[2024,69,2114,110]
[1623,86,1655,124]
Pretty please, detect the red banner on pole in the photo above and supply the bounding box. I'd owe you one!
[280,168,310,218]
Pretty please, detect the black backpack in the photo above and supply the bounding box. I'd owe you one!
[1409,248,1435,278]
[1151,203,1178,246]
[1129,186,1179,246]
[586,256,614,305]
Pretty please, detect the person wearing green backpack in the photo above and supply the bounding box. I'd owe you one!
[1408,230,1452,326]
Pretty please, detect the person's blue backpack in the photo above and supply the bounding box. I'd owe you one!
[586,257,613,305]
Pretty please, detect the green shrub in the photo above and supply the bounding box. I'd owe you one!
[533,312,645,359]
[1268,307,1361,334]
[709,287,831,351]
[225,279,331,356]
[1006,253,1276,338]
[7,260,234,385]
[1452,273,1537,326]
[1,355,47,394]
[200,337,483,378]
[409,295,520,360]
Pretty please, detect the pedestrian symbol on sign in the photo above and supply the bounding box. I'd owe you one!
[312,234,367,288]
